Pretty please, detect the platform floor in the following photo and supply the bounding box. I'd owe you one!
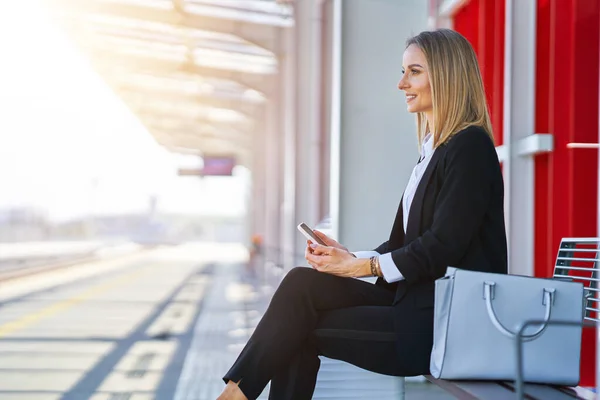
[0,243,451,399]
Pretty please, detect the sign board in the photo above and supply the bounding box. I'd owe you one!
[202,156,236,176]
[177,156,236,177]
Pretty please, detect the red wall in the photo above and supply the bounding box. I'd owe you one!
[535,0,600,386]
[450,0,600,387]
[454,0,505,145]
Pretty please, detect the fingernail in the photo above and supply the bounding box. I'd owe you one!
[310,244,317,249]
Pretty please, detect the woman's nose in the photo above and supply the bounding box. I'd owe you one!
[398,77,408,91]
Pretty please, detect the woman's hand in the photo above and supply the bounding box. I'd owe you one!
[312,230,348,252]
[304,230,349,258]
[304,243,370,278]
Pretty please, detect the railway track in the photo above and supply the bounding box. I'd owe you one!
[0,245,146,283]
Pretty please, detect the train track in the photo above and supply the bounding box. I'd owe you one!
[0,247,147,283]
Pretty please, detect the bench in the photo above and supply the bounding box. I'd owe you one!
[399,237,600,399]
[424,376,596,399]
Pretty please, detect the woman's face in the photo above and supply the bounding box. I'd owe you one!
[398,44,433,116]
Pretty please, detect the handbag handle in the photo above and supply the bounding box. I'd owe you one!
[483,281,555,341]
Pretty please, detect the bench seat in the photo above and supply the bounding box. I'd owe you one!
[424,375,596,400]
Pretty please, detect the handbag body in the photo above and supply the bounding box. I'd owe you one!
[430,268,584,385]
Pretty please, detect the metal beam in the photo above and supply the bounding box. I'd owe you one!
[151,128,251,154]
[90,51,273,95]
[163,141,251,167]
[151,127,246,144]
[115,80,263,107]
[115,86,264,120]
[51,0,283,54]
[137,112,252,135]
[178,0,293,27]
[151,127,248,145]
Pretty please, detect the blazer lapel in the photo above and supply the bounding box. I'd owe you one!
[404,147,445,242]
[388,194,405,247]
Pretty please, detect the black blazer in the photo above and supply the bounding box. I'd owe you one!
[373,125,507,375]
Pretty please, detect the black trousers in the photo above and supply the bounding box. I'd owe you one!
[223,267,414,400]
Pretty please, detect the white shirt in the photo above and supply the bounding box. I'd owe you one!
[353,134,436,283]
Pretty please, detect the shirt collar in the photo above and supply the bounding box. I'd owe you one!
[421,133,434,158]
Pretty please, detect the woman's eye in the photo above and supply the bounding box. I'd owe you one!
[411,69,419,75]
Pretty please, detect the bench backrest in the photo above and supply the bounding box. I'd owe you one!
[552,238,600,322]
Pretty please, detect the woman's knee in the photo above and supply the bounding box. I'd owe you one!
[275,267,318,295]
[284,266,318,283]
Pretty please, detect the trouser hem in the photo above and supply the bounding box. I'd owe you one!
[223,371,261,400]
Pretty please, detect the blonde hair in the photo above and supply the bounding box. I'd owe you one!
[406,29,494,148]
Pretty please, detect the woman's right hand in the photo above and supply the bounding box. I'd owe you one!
[312,231,348,253]
[304,231,349,263]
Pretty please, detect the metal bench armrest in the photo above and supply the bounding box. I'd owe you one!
[515,319,597,400]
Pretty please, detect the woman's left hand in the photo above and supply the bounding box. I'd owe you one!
[305,243,368,278]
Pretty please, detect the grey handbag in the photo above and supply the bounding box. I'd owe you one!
[430,268,584,385]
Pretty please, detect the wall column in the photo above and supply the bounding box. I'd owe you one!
[263,96,282,272]
[280,23,297,270]
[249,116,267,260]
[287,0,323,267]
[332,0,428,250]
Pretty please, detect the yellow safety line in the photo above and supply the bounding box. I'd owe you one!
[0,267,148,338]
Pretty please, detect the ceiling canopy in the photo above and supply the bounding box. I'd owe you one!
[45,0,293,164]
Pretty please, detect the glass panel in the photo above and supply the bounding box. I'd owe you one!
[205,108,248,123]
[184,0,293,26]
[193,48,276,74]
[242,89,266,102]
[121,96,205,117]
[187,0,290,15]
[97,0,174,10]
[83,12,272,55]
[84,14,187,44]
[109,71,264,106]
[92,35,188,62]
[120,92,249,123]
[73,12,277,69]
[141,116,218,132]
[114,73,214,96]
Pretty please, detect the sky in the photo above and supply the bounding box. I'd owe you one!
[0,2,249,221]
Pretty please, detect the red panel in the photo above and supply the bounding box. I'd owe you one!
[572,0,599,236]
[479,0,495,138]
[549,0,575,266]
[449,0,599,386]
[453,0,505,145]
[573,1,600,387]
[454,0,480,56]
[542,0,600,387]
[492,0,505,145]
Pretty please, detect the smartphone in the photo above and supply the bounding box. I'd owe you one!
[297,223,327,246]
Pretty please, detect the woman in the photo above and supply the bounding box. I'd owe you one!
[218,28,507,400]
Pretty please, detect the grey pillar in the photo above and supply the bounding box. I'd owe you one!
[288,0,323,267]
[280,24,298,270]
[332,0,428,250]
[250,116,267,253]
[503,0,536,275]
[264,96,282,268]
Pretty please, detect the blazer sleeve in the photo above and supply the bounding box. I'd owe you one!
[390,129,497,284]
[373,241,390,254]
